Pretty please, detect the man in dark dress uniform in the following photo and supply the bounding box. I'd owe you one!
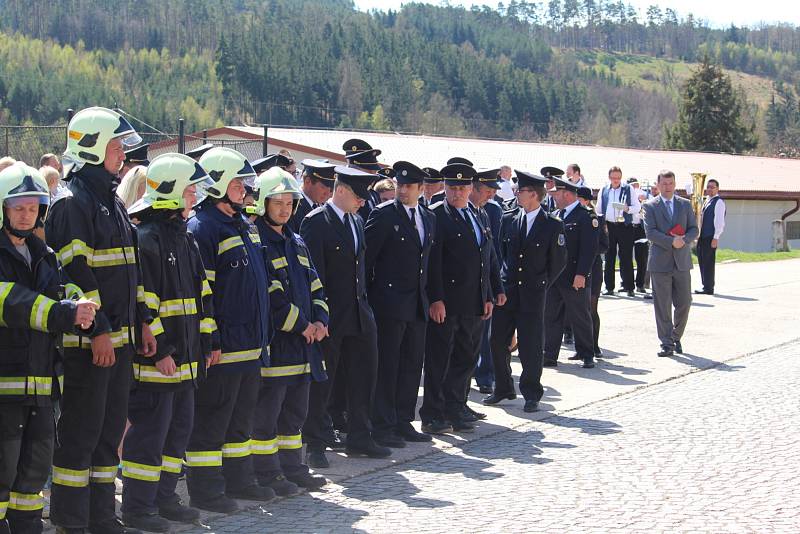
[421,163,504,435]
[419,168,445,208]
[365,161,436,447]
[300,166,391,468]
[484,171,567,412]
[287,159,335,233]
[470,169,504,396]
[543,178,599,369]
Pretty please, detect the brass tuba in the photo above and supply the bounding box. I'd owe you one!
[690,172,707,222]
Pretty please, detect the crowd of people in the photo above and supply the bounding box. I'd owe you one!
[0,106,727,534]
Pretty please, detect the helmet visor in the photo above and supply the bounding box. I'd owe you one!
[4,194,50,209]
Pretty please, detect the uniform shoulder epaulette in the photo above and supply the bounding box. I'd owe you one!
[548,211,562,222]
[429,200,445,210]
[374,199,394,210]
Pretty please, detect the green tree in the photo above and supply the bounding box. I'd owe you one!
[665,58,758,153]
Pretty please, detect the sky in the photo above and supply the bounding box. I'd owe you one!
[353,0,800,28]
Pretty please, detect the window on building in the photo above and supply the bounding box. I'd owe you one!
[787,221,800,240]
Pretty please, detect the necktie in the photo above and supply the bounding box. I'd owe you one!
[462,208,481,246]
[559,208,566,219]
[409,207,417,230]
[343,213,356,250]
[666,200,673,220]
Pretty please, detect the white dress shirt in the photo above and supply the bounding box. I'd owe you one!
[327,199,358,249]
[403,203,425,244]
[497,178,515,201]
[703,195,726,239]
[524,207,541,236]
[562,199,581,220]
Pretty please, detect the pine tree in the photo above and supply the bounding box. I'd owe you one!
[665,57,758,153]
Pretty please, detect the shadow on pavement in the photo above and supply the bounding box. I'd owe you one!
[542,414,623,436]
[671,351,745,372]
[712,294,758,302]
[553,360,648,386]
[339,470,457,509]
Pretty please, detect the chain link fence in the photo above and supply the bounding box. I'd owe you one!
[1,125,67,166]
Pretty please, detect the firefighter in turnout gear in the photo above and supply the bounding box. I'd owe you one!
[0,163,98,534]
[247,167,329,495]
[120,153,218,532]
[44,107,155,534]
[184,147,274,513]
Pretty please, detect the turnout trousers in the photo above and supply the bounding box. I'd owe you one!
[252,381,310,482]
[50,348,132,530]
[0,405,54,534]
[185,371,260,503]
[121,387,194,515]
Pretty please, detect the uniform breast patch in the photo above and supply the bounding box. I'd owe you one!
[558,234,565,246]
[592,218,599,228]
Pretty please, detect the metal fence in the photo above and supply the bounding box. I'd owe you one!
[1,125,67,166]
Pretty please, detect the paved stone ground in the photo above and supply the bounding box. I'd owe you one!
[184,339,800,533]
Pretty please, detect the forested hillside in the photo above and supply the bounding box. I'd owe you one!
[0,0,798,154]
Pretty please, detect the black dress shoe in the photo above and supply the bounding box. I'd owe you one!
[543,359,558,367]
[643,293,653,300]
[594,348,603,358]
[448,418,475,432]
[396,425,433,442]
[421,419,452,435]
[478,385,493,394]
[567,353,583,361]
[636,286,646,293]
[374,432,406,448]
[483,392,516,405]
[462,405,486,421]
[582,357,595,369]
[603,289,615,295]
[346,441,392,458]
[523,400,539,413]
[626,290,635,297]
[674,340,683,354]
[306,449,329,469]
[694,289,713,295]
[122,513,169,533]
[657,348,674,357]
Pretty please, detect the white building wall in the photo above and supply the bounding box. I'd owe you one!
[719,199,797,252]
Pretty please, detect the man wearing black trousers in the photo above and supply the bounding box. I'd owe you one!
[365,161,436,447]
[596,167,637,297]
[577,187,609,359]
[484,171,566,413]
[421,163,504,435]
[543,178,599,369]
[301,166,391,468]
[695,179,726,295]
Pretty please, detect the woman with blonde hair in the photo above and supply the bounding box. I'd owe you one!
[116,165,148,209]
